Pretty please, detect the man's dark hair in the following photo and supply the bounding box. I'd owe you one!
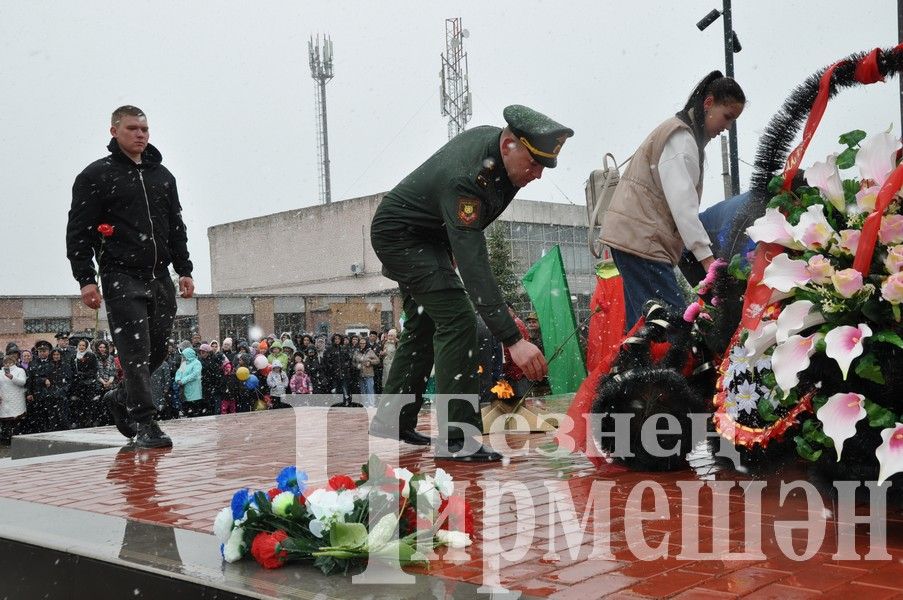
[111,105,146,126]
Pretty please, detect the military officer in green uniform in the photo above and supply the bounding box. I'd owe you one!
[370,104,573,461]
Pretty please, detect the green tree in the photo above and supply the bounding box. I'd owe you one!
[486,222,523,305]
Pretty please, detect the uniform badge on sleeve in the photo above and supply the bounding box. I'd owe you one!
[457,198,480,225]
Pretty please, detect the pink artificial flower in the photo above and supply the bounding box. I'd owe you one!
[683,302,702,323]
[836,230,861,255]
[771,332,822,397]
[831,268,864,299]
[807,255,836,284]
[884,245,903,274]
[881,271,903,304]
[793,204,836,249]
[879,214,903,246]
[806,154,846,212]
[816,392,866,461]
[824,323,872,380]
[762,253,812,292]
[746,208,802,250]
[856,131,902,188]
[876,423,903,486]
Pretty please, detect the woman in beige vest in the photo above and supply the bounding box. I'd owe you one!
[600,71,746,330]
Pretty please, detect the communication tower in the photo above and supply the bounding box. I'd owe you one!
[309,35,335,204]
[439,18,472,140]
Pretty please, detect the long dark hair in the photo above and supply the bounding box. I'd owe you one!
[677,70,746,150]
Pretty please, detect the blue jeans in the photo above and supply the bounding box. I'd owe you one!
[361,376,375,406]
[611,247,685,332]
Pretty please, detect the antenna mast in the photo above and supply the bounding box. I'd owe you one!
[309,35,335,204]
[439,18,472,140]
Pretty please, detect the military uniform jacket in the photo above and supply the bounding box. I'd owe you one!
[371,126,521,346]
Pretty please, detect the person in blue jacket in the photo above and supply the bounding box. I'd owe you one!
[174,347,203,417]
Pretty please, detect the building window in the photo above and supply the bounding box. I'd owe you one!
[219,314,253,342]
[172,315,198,343]
[24,318,72,335]
[274,312,306,337]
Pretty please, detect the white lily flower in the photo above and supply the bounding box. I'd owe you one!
[816,392,866,461]
[876,423,903,486]
[776,300,814,344]
[771,332,822,397]
[792,204,836,249]
[856,130,901,187]
[824,323,872,380]
[746,208,803,249]
[762,253,812,292]
[806,153,846,212]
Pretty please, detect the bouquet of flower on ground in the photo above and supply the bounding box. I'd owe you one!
[215,455,475,574]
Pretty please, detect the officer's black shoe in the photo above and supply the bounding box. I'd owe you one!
[369,423,432,446]
[135,421,173,449]
[104,390,137,440]
[436,439,503,462]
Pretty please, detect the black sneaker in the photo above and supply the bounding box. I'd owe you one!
[104,390,137,440]
[135,421,173,449]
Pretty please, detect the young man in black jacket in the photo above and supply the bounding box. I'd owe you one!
[66,105,194,448]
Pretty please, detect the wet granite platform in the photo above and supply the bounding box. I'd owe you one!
[1,404,902,599]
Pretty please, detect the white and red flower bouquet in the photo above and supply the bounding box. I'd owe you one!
[215,456,475,574]
[714,129,903,482]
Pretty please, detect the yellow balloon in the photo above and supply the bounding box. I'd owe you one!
[236,366,250,381]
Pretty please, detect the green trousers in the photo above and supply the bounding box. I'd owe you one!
[376,288,480,441]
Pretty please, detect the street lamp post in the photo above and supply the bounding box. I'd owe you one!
[697,1,741,197]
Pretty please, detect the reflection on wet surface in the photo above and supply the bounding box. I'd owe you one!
[0,406,901,598]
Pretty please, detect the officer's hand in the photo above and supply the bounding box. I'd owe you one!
[508,339,548,381]
[80,284,103,310]
[179,276,195,299]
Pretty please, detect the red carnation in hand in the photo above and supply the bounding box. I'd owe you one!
[250,530,290,569]
[266,487,282,500]
[97,223,115,237]
[327,475,357,492]
[438,496,475,535]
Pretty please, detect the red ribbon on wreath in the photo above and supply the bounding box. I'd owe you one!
[741,46,903,332]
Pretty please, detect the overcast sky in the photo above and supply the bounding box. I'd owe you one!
[0,1,899,295]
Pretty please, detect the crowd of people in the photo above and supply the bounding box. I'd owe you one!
[0,328,399,446]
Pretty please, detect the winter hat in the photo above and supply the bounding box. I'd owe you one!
[282,340,297,352]
[271,363,282,370]
[222,337,234,350]
[199,343,213,353]
[178,340,192,351]
[5,342,21,357]
[270,340,283,350]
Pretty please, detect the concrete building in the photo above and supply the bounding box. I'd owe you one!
[208,194,595,321]
[0,292,397,352]
[0,196,594,351]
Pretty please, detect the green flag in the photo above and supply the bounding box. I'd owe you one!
[521,245,586,394]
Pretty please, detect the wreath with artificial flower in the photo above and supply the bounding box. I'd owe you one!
[711,45,903,483]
